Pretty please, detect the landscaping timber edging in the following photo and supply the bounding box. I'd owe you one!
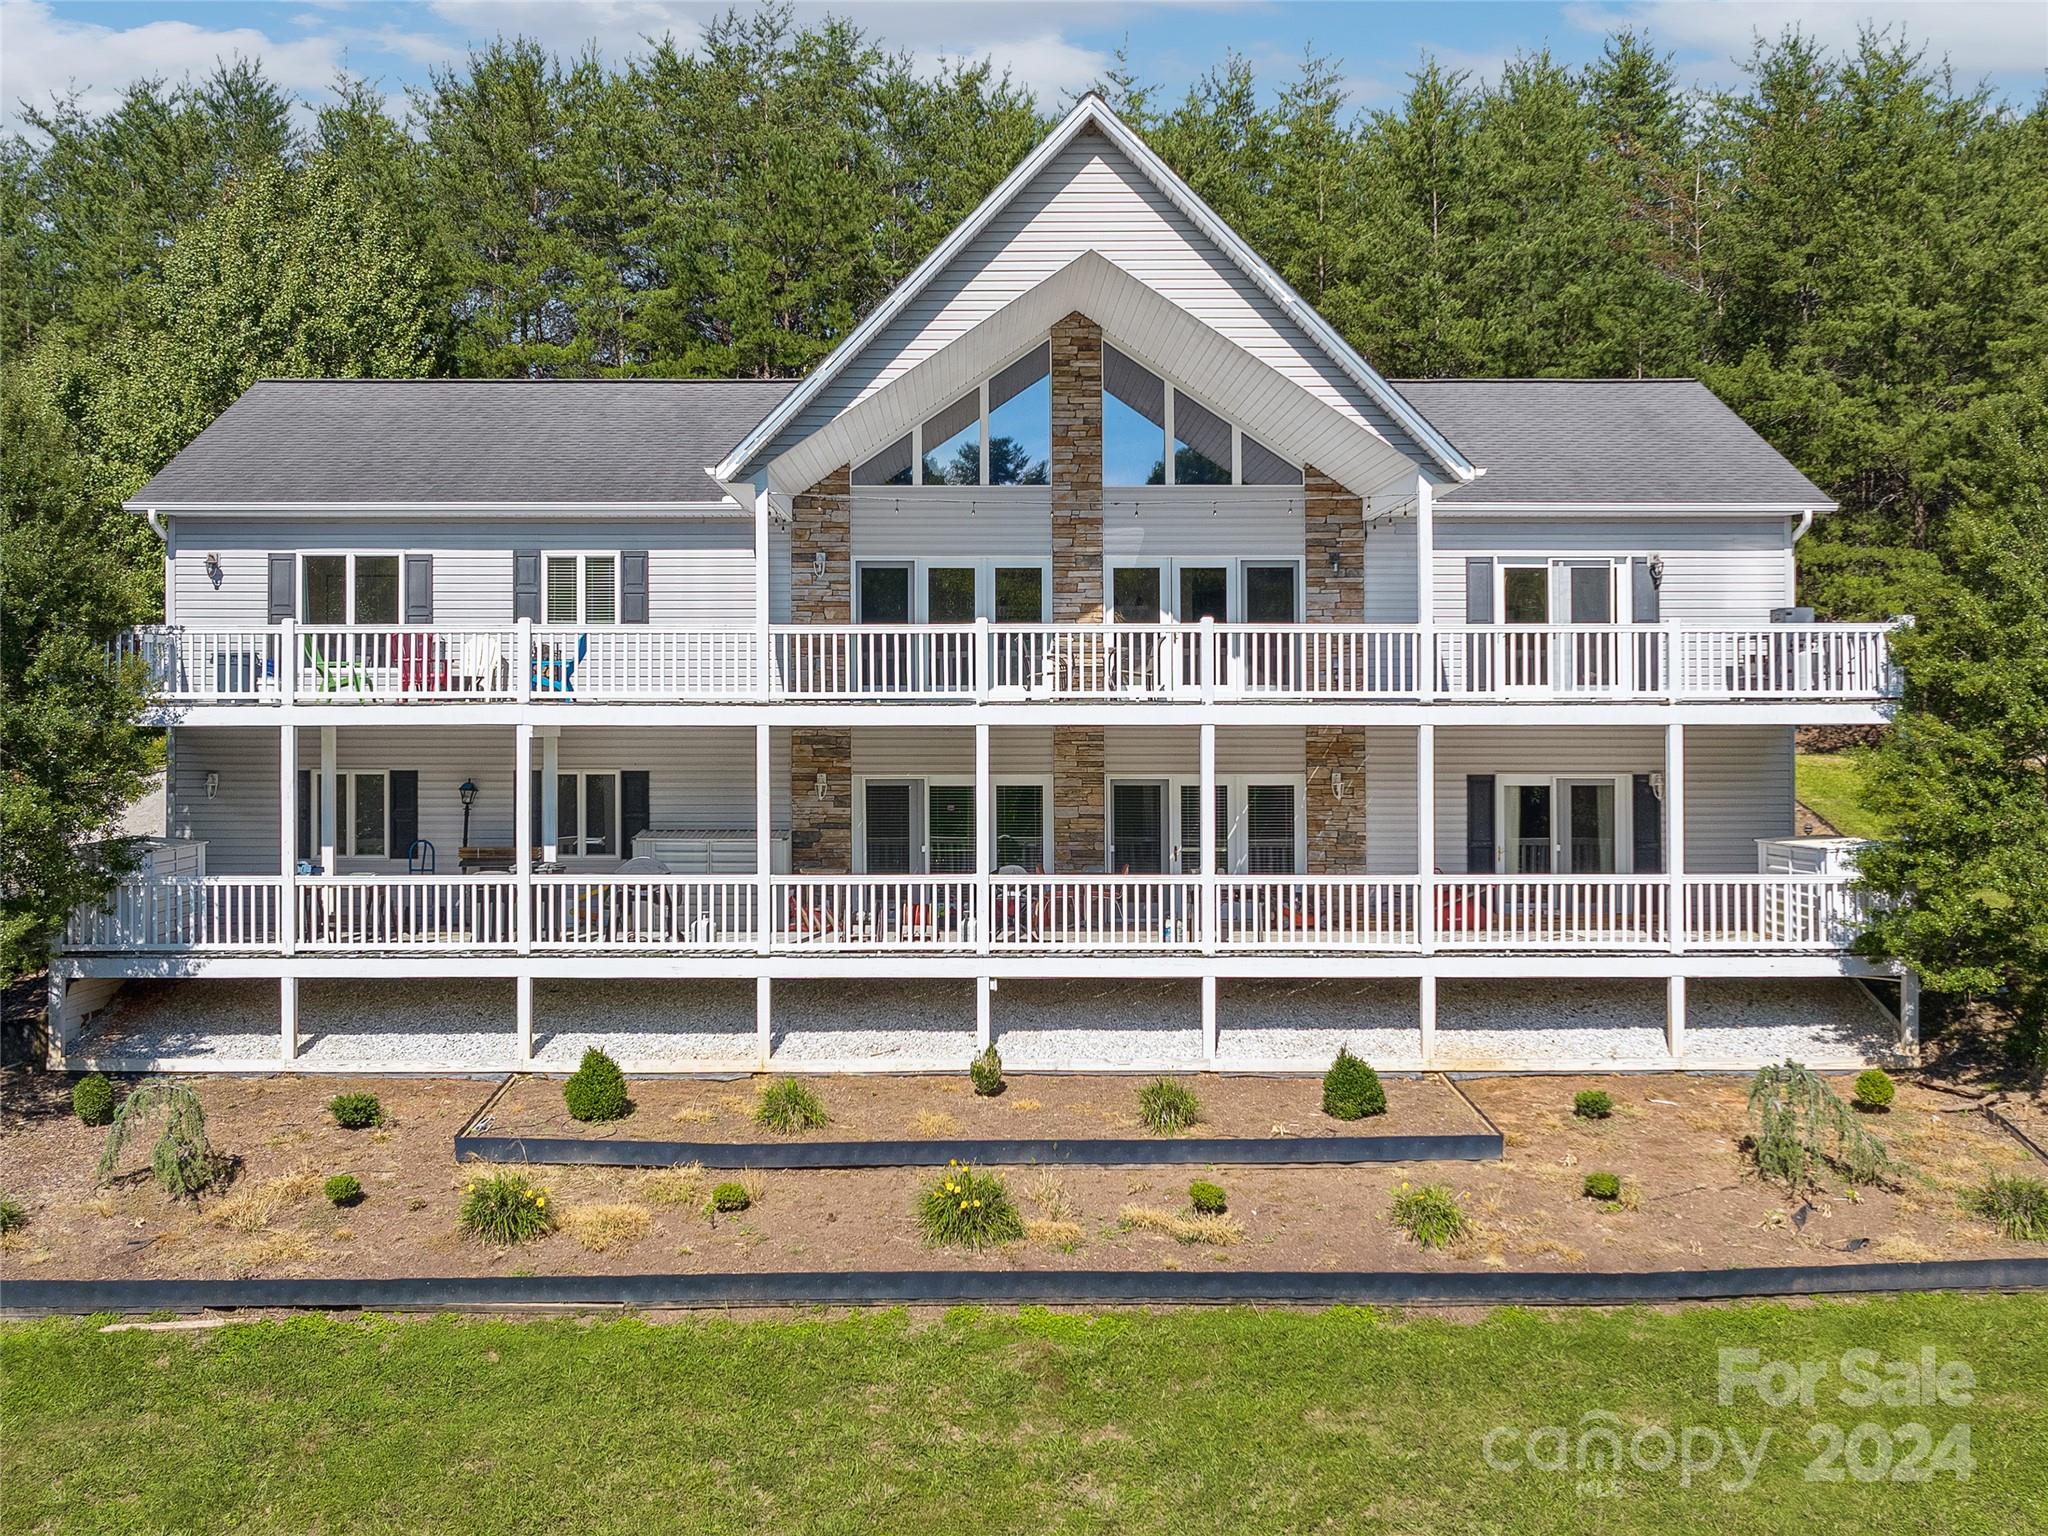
[451,1130,1505,1169]
[7,1258,2047,1316]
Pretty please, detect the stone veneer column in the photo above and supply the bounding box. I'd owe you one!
[1303,465,1364,623]
[790,466,851,624]
[1050,312,1104,624]
[790,728,853,873]
[1053,727,1105,872]
[1306,726,1369,875]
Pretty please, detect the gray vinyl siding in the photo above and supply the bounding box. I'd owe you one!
[849,489,1052,562]
[168,518,756,628]
[1430,518,1793,625]
[167,727,281,873]
[1363,518,1419,623]
[1364,727,1419,873]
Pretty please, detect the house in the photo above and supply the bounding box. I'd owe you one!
[50,96,1911,1075]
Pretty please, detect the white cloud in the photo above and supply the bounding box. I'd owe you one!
[424,0,698,62]
[1561,1,2048,87]
[915,30,1116,101]
[0,0,343,124]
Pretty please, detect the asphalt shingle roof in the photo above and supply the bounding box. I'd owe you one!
[127,379,799,508]
[1388,378,1833,506]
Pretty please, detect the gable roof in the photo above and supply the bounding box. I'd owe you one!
[715,94,1477,494]
[125,378,796,512]
[1390,379,1834,507]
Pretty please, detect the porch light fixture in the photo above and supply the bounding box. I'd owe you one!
[205,771,219,800]
[459,778,478,848]
[814,773,829,801]
[1648,554,1666,589]
[812,551,827,577]
[204,553,223,588]
[1327,549,1342,575]
[1331,769,1347,802]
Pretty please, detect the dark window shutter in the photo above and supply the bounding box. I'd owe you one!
[269,554,296,622]
[513,549,541,621]
[297,770,311,863]
[531,769,542,846]
[404,555,434,623]
[1464,558,1494,623]
[620,552,649,624]
[621,770,651,851]
[391,771,419,857]
[1632,774,1664,874]
[1464,774,1495,874]
[1631,557,1660,623]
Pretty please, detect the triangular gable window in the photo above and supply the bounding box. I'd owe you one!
[854,343,1051,487]
[1103,343,1303,487]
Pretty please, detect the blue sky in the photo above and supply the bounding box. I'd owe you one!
[5,1,2042,132]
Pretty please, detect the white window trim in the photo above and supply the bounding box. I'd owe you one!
[854,558,1054,623]
[1493,773,1636,875]
[299,552,405,627]
[1106,772,1307,874]
[854,338,1054,489]
[992,775,1054,874]
[1493,555,1629,625]
[320,768,390,860]
[542,551,622,626]
[553,769,623,860]
[1103,344,1304,489]
[849,774,1054,874]
[1104,558,1304,623]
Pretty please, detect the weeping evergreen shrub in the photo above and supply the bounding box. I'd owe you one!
[969,1044,1004,1097]
[1746,1061,1891,1188]
[95,1084,229,1198]
[563,1049,630,1123]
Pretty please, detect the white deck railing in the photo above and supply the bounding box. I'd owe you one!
[63,874,1868,957]
[119,622,1900,706]
[296,874,517,950]
[532,875,755,949]
[771,876,980,951]
[62,875,283,951]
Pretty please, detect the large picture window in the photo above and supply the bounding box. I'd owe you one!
[854,343,1051,487]
[301,554,400,624]
[1102,344,1303,487]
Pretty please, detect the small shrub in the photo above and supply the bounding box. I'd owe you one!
[1853,1069,1896,1112]
[324,1174,364,1208]
[458,1171,554,1244]
[709,1181,752,1214]
[1137,1077,1202,1135]
[1322,1048,1387,1120]
[1189,1179,1227,1215]
[0,1195,25,1233]
[95,1083,228,1199]
[969,1044,1004,1097]
[918,1161,1023,1249]
[1389,1182,1467,1250]
[329,1092,383,1130]
[1747,1060,1891,1188]
[1573,1089,1614,1120]
[72,1073,115,1126]
[1964,1176,2048,1242]
[753,1077,826,1134]
[563,1049,630,1123]
[1583,1171,1622,1201]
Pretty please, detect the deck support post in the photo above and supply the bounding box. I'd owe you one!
[1198,721,1217,954]
[540,728,560,863]
[974,721,991,954]
[755,723,773,955]
[755,975,773,1067]
[1899,968,1921,1053]
[1415,472,1435,703]
[1418,973,1437,1067]
[1200,974,1218,1063]
[278,723,297,957]
[514,722,534,955]
[515,973,534,1064]
[1416,722,1436,954]
[317,725,337,873]
[280,975,298,1061]
[1665,721,1686,952]
[1665,973,1686,1060]
[48,969,73,1068]
[976,976,992,1051]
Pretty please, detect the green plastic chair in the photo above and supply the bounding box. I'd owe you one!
[304,636,369,694]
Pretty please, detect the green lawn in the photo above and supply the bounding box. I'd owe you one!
[1795,752,1889,839]
[5,1297,2045,1534]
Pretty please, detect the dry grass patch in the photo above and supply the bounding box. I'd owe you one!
[912,1110,961,1138]
[1118,1204,1243,1247]
[221,1229,319,1277]
[669,1106,719,1126]
[208,1161,324,1233]
[639,1165,706,1209]
[1024,1218,1083,1248]
[1515,1236,1587,1266]
[562,1202,652,1253]
[1870,1234,1941,1263]
[1026,1169,1078,1223]
[1007,1097,1043,1113]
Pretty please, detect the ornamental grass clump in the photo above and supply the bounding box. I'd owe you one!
[969,1044,1004,1097]
[1746,1060,1891,1189]
[1137,1078,1202,1135]
[918,1161,1022,1250]
[1964,1176,2048,1242]
[0,1194,25,1233]
[1389,1182,1467,1250]
[95,1083,229,1199]
[329,1092,383,1130]
[324,1174,364,1208]
[563,1049,630,1123]
[1322,1049,1386,1120]
[458,1171,554,1244]
[1853,1069,1896,1112]
[1573,1089,1614,1120]
[72,1073,115,1126]
[753,1077,827,1134]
